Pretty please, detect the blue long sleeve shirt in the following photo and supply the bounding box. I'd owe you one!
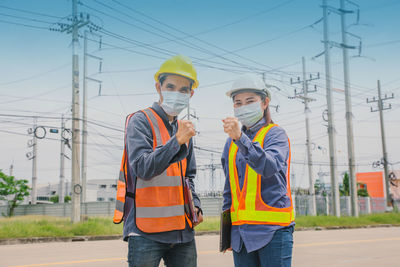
[122,102,201,243]
[221,118,294,253]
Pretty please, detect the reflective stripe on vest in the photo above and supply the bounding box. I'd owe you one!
[228,124,295,226]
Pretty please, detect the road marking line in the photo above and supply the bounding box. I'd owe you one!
[296,237,400,247]
[9,258,126,267]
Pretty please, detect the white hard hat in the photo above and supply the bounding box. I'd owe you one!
[226,74,271,100]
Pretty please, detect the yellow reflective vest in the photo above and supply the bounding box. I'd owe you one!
[228,123,295,226]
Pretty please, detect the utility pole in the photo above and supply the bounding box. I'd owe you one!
[82,30,88,204]
[211,153,215,196]
[290,57,319,216]
[187,95,190,122]
[26,118,39,204]
[9,162,13,177]
[32,118,38,204]
[340,0,358,217]
[367,80,394,209]
[322,0,340,217]
[71,0,82,223]
[82,30,102,204]
[59,115,66,204]
[32,119,38,204]
[291,171,296,217]
[51,0,92,222]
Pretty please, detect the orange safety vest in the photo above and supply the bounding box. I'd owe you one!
[228,124,294,226]
[113,108,191,233]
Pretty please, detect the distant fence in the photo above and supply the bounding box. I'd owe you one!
[0,197,223,218]
[0,202,116,218]
[294,196,393,216]
[0,196,398,218]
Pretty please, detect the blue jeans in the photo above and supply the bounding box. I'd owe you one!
[128,235,197,267]
[233,226,294,267]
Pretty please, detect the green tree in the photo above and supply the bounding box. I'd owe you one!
[50,195,59,203]
[49,195,71,203]
[0,170,30,217]
[340,173,370,197]
[64,195,71,203]
[340,172,350,196]
[357,183,369,197]
[357,188,369,197]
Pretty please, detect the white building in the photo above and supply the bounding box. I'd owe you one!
[34,179,117,203]
[86,179,118,202]
[35,180,71,203]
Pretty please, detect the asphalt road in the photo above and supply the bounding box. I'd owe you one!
[1,227,399,267]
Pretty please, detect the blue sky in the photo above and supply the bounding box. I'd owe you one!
[1,0,399,193]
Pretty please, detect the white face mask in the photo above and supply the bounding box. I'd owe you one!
[234,102,264,128]
[160,91,190,117]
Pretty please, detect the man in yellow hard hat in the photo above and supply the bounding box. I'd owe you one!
[114,55,203,267]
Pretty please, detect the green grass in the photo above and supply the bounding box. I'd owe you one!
[195,216,220,232]
[0,216,123,239]
[294,213,400,228]
[1,213,400,239]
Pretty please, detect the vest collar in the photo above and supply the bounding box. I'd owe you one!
[151,102,177,130]
[242,117,267,135]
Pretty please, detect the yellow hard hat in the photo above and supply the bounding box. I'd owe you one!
[154,55,199,89]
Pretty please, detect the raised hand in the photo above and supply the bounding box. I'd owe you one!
[222,117,242,140]
[176,120,196,145]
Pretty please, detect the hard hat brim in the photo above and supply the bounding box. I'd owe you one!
[226,88,271,100]
[154,71,199,89]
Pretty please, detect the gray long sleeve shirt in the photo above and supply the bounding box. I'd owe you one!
[122,102,201,243]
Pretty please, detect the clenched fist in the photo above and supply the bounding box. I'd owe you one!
[222,117,242,140]
[176,120,196,145]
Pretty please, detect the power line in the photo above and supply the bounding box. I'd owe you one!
[0,113,63,120]
[225,19,323,55]
[0,18,49,30]
[0,80,72,105]
[92,93,157,97]
[365,39,400,48]
[363,0,400,12]
[0,4,64,19]
[109,0,304,74]
[0,113,124,132]
[194,145,222,154]
[84,34,166,60]
[0,1,394,100]
[85,120,124,132]
[97,27,264,74]
[83,12,319,88]
[84,1,293,74]
[93,29,258,74]
[0,63,70,86]
[0,12,55,24]
[98,67,156,74]
[0,94,70,105]
[114,0,295,39]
